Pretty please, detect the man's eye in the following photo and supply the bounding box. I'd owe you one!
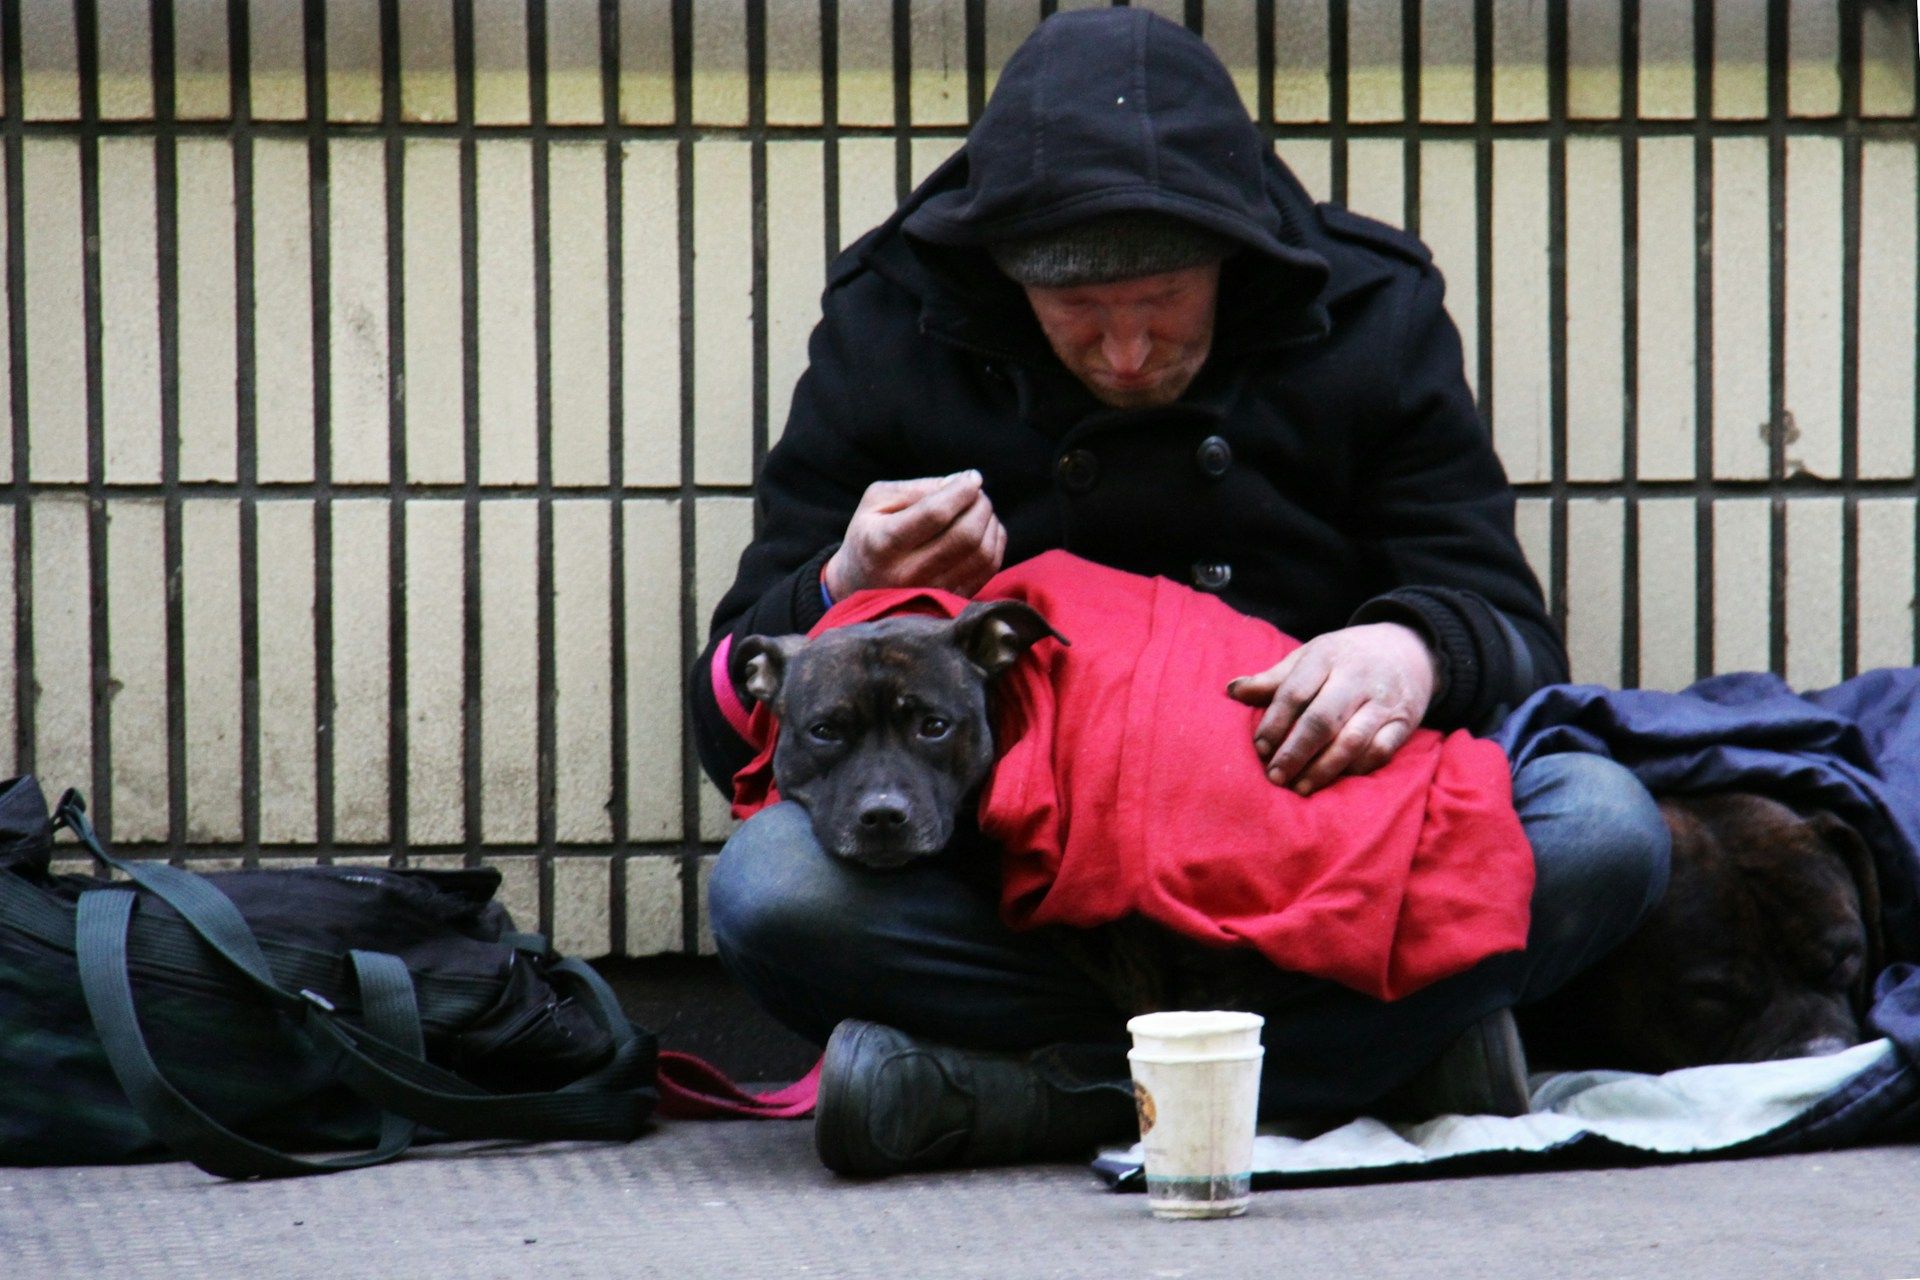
[807,722,842,744]
[918,716,952,740]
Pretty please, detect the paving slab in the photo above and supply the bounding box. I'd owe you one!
[4,1120,1917,1280]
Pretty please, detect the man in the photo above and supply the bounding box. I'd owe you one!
[689,9,1670,1174]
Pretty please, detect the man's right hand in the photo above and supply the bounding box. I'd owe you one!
[823,471,1008,600]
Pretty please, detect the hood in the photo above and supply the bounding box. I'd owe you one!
[900,8,1329,304]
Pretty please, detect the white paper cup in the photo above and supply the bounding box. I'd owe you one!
[1126,1010,1265,1220]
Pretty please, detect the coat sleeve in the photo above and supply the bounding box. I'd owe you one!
[1346,264,1569,732]
[687,275,910,793]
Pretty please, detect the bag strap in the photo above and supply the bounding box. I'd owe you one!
[76,889,422,1179]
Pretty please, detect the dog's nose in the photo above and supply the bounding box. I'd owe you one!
[857,798,909,831]
[1792,1034,1856,1059]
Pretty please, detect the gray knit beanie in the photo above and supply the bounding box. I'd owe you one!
[988,210,1236,287]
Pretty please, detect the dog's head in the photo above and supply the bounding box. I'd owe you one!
[1564,792,1883,1072]
[732,600,1063,869]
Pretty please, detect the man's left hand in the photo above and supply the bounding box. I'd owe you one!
[1226,622,1439,796]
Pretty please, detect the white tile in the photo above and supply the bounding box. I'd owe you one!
[23,140,86,483]
[488,855,542,934]
[1635,138,1698,481]
[1342,138,1404,227]
[1273,0,1331,123]
[1565,499,1625,687]
[182,500,243,842]
[399,0,457,123]
[1784,498,1844,690]
[330,500,391,845]
[405,501,464,845]
[1636,498,1700,691]
[177,139,239,483]
[31,500,91,795]
[838,0,895,126]
[1567,0,1621,119]
[766,142,827,449]
[473,0,531,124]
[1858,142,1916,480]
[695,498,754,843]
[910,136,961,189]
[1856,499,1917,671]
[0,151,9,485]
[1419,141,1480,403]
[1861,3,1918,118]
[1638,0,1696,119]
[545,0,605,125]
[326,0,383,122]
[696,853,719,955]
[619,0,675,125]
[625,855,684,955]
[1492,0,1547,121]
[20,0,79,120]
[983,0,1041,102]
[480,500,538,844]
[1491,140,1551,483]
[1515,498,1552,604]
[552,857,612,958]
[1347,0,1403,124]
[251,139,315,484]
[96,0,153,120]
[1419,0,1475,122]
[766,0,823,125]
[837,136,898,250]
[692,141,755,487]
[1786,0,1841,118]
[175,0,232,120]
[249,0,308,120]
[1782,137,1842,480]
[478,140,537,485]
[107,501,168,841]
[0,517,14,776]
[1712,0,1768,119]
[625,499,682,842]
[1205,2,1261,123]
[99,138,162,485]
[403,139,465,485]
[1710,137,1772,480]
[548,143,612,488]
[256,501,318,844]
[553,501,614,845]
[1711,498,1773,676]
[693,0,748,125]
[911,0,968,126]
[1280,138,1332,205]
[329,139,392,485]
[622,141,682,488]
[1565,139,1624,482]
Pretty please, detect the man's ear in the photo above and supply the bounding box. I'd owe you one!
[731,634,809,705]
[951,600,1068,679]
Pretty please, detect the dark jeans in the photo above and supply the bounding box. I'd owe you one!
[707,753,1671,1116]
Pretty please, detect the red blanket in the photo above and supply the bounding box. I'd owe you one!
[730,551,1533,1001]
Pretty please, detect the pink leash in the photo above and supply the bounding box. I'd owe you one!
[654,1051,822,1120]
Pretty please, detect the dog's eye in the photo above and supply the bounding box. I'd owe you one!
[918,715,953,740]
[1827,947,1864,991]
[807,722,843,744]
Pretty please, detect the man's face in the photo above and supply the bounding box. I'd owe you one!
[1021,262,1221,409]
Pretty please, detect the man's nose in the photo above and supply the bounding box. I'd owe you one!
[1101,324,1152,376]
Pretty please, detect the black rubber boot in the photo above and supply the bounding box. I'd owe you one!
[814,1020,1137,1176]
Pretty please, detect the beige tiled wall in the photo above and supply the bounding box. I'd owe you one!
[2,1,1917,957]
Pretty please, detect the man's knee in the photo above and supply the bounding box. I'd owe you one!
[708,803,850,963]
[1514,753,1672,950]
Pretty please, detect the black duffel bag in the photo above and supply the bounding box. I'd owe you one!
[0,774,657,1177]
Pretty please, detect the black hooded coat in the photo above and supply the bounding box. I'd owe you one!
[690,8,1566,793]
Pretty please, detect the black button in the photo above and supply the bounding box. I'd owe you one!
[1191,561,1232,593]
[1196,435,1233,479]
[1055,449,1099,494]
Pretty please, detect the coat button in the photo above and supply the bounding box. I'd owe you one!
[1196,435,1233,479]
[1191,561,1232,593]
[1055,449,1099,494]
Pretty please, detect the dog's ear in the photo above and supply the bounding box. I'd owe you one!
[730,633,808,705]
[951,600,1068,678]
[1805,808,1885,1001]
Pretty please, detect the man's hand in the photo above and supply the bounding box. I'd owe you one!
[823,471,1008,600]
[1226,622,1439,796]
